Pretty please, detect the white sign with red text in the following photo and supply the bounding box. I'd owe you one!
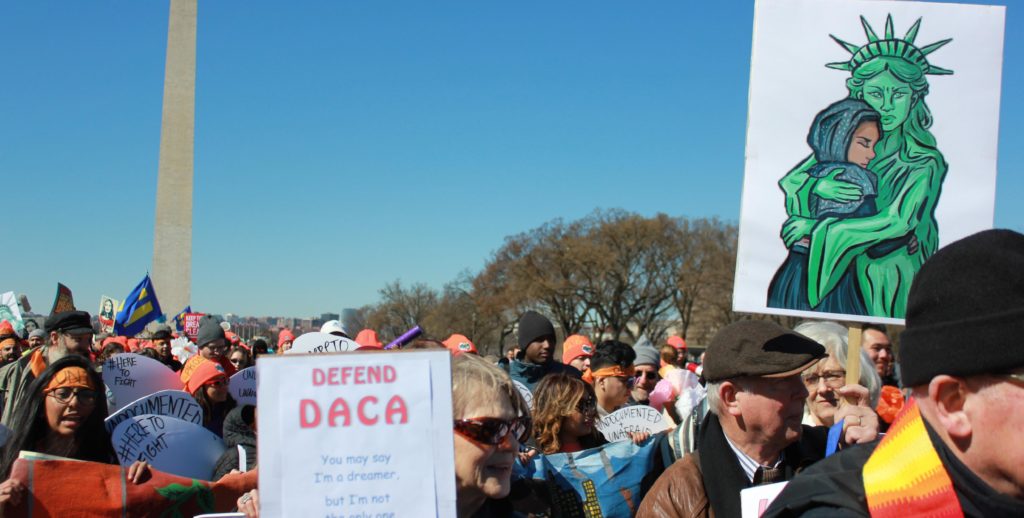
[257,350,456,517]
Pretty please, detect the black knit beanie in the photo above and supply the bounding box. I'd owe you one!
[517,311,556,349]
[196,315,226,347]
[900,229,1024,387]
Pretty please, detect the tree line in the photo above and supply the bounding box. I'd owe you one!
[352,210,755,358]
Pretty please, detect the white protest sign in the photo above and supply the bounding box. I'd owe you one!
[734,0,1005,323]
[229,367,257,405]
[0,292,24,334]
[512,380,533,407]
[112,414,225,480]
[595,405,670,443]
[285,332,360,355]
[741,481,789,518]
[104,390,203,434]
[258,350,456,517]
[102,353,183,412]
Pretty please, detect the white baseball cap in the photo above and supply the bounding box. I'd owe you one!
[320,320,348,337]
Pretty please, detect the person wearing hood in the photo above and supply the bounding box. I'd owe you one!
[213,404,257,480]
[151,324,182,372]
[504,311,579,392]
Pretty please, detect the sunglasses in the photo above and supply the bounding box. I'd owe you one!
[453,416,532,445]
[576,397,597,415]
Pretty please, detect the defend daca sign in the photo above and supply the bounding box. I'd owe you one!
[257,349,456,517]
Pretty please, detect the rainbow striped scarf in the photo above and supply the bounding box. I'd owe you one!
[863,397,963,518]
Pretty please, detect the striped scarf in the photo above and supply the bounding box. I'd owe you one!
[863,397,963,518]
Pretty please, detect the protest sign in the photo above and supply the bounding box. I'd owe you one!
[112,415,226,480]
[0,292,24,334]
[229,367,257,405]
[103,353,183,412]
[257,350,456,517]
[183,313,205,341]
[512,380,533,407]
[104,390,203,434]
[734,0,1005,323]
[97,295,119,334]
[595,405,670,443]
[286,331,359,355]
[741,481,789,518]
[517,438,660,517]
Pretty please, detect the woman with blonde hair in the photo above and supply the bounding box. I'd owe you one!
[531,373,600,455]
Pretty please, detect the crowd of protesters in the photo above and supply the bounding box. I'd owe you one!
[0,228,1021,516]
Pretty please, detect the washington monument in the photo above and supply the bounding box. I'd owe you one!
[152,0,197,314]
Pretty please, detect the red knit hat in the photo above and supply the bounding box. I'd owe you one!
[355,329,383,348]
[278,329,295,344]
[562,334,594,364]
[443,334,477,355]
[667,336,687,350]
[185,360,228,394]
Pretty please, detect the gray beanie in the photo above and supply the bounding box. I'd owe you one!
[196,315,226,347]
[28,329,46,339]
[633,338,661,367]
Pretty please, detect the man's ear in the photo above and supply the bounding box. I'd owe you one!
[928,375,972,441]
[721,381,742,417]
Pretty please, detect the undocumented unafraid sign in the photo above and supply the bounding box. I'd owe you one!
[230,367,257,406]
[104,390,203,434]
[595,405,670,443]
[257,350,456,517]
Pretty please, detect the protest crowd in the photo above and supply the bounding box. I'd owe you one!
[0,228,1021,517]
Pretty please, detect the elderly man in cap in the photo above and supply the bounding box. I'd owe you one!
[505,310,579,392]
[631,339,662,407]
[765,229,1024,517]
[0,310,94,424]
[151,323,182,372]
[26,329,45,349]
[639,320,879,517]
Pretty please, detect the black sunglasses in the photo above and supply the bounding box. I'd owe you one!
[453,416,532,445]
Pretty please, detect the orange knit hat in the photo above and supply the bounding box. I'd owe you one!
[562,334,594,364]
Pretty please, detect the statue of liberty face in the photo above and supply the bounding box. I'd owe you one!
[860,70,913,132]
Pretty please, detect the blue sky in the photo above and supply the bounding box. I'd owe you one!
[2,0,1019,317]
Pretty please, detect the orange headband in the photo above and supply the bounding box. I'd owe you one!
[45,367,97,393]
[582,365,636,384]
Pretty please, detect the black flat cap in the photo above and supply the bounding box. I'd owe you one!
[703,320,826,382]
[44,311,93,335]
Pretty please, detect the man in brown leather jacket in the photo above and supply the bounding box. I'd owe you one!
[638,320,880,517]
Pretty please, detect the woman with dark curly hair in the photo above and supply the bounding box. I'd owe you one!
[531,373,600,454]
[0,356,150,508]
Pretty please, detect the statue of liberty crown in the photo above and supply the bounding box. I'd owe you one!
[827,14,953,75]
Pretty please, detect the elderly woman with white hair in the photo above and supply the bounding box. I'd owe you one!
[794,321,882,428]
[451,352,532,517]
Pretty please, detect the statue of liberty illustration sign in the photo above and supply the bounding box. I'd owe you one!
[768,14,951,319]
[733,0,1004,324]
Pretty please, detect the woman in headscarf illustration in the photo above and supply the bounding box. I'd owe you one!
[768,98,884,315]
[775,15,951,318]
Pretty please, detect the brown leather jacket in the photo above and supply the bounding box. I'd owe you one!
[637,452,712,518]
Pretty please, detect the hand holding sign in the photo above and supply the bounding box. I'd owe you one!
[102,353,182,412]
